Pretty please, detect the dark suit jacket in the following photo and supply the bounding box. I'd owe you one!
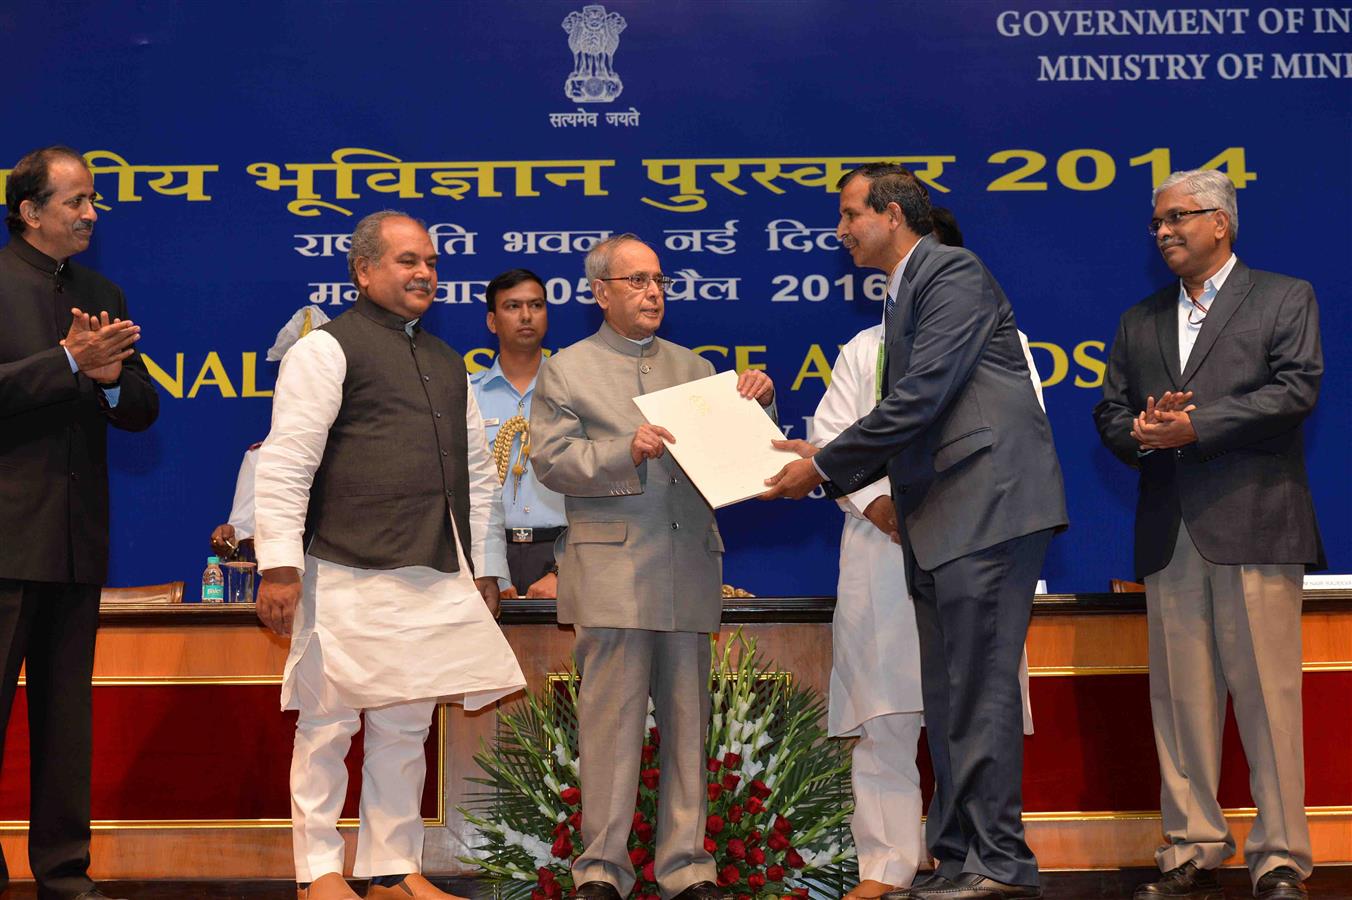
[1093,260,1323,578]
[0,237,159,585]
[815,235,1068,571]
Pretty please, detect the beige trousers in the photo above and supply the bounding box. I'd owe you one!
[572,627,716,899]
[1145,525,1310,882]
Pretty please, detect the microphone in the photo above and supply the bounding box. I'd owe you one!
[53,261,66,293]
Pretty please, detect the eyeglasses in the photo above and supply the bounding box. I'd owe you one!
[1149,208,1219,236]
[598,272,676,292]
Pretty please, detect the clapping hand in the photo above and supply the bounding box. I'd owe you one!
[62,307,140,384]
[1132,390,1198,450]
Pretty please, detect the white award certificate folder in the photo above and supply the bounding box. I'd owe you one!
[632,370,801,509]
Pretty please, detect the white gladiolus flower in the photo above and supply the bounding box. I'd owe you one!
[645,713,657,732]
[544,773,560,794]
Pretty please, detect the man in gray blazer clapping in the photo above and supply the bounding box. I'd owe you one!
[1095,169,1322,900]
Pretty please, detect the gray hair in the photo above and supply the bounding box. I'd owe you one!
[584,232,644,282]
[1153,169,1238,242]
[347,209,418,287]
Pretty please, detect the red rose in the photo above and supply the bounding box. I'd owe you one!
[773,815,793,835]
[708,783,723,802]
[747,829,762,847]
[748,847,766,866]
[641,744,656,764]
[728,803,743,824]
[649,726,661,744]
[635,822,653,843]
[748,873,766,890]
[706,814,725,834]
[704,836,717,854]
[726,838,747,860]
[749,779,771,799]
[745,797,764,815]
[766,864,785,882]
[707,756,721,773]
[640,768,661,790]
[633,811,645,827]
[767,832,789,851]
[552,821,570,838]
[737,895,751,900]
[721,772,741,792]
[560,786,581,806]
[792,889,809,898]
[568,811,582,831]
[546,883,563,900]
[629,847,649,867]
[717,864,740,887]
[723,751,743,769]
[550,834,573,858]
[537,867,556,883]
[785,849,805,869]
[643,861,656,884]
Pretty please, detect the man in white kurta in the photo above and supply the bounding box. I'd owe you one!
[255,212,525,900]
[812,316,1044,900]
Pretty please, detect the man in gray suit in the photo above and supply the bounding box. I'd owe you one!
[1094,169,1322,900]
[531,235,775,900]
[765,164,1066,900]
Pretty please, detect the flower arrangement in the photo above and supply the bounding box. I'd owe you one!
[460,630,855,899]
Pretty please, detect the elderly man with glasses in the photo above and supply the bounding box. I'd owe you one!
[531,234,774,900]
[1094,169,1323,900]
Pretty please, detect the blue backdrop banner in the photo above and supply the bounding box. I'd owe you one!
[5,0,1348,596]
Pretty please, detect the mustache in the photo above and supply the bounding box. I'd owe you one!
[73,222,93,234]
[405,278,433,293]
[1157,237,1184,249]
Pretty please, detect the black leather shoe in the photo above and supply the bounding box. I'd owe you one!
[1133,862,1224,899]
[74,892,130,900]
[568,882,623,900]
[1255,866,1307,899]
[671,882,723,900]
[909,872,1041,899]
[883,873,959,899]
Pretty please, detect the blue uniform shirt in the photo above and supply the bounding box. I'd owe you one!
[470,356,567,530]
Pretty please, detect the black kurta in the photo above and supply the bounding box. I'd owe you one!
[0,235,158,585]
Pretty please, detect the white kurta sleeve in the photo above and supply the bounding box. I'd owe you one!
[1018,330,1047,412]
[810,329,891,520]
[226,448,259,539]
[254,331,345,574]
[465,376,508,581]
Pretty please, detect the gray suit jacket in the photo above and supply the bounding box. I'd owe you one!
[534,323,761,632]
[814,235,1068,570]
[1093,260,1324,577]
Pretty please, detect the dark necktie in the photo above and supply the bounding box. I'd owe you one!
[884,291,897,326]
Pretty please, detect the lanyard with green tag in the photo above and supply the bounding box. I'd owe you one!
[875,341,886,405]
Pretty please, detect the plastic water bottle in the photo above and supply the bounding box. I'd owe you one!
[201,555,224,603]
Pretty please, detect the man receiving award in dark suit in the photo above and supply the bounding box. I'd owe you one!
[0,145,158,900]
[1094,169,1321,900]
[531,234,774,900]
[765,164,1066,900]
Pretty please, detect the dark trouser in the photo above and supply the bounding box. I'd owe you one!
[907,529,1052,888]
[0,579,100,900]
[505,540,556,595]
